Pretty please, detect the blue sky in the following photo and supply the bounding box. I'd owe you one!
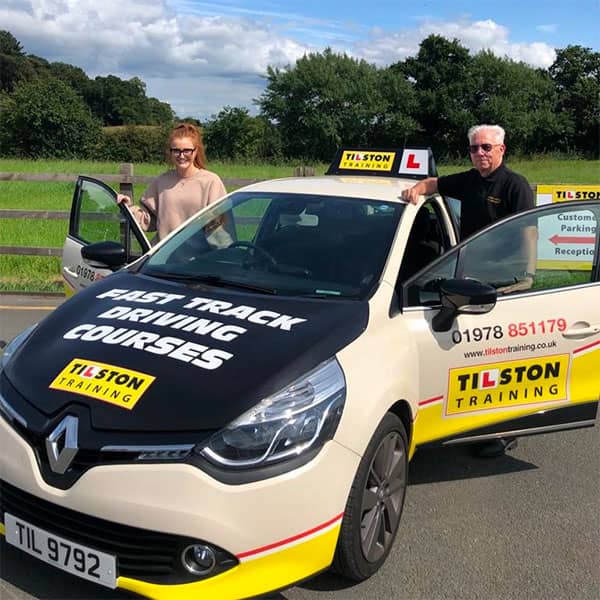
[2,0,598,119]
[173,0,599,49]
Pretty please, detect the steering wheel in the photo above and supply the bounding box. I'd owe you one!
[228,241,279,269]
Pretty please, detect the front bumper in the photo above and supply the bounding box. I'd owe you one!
[0,414,360,599]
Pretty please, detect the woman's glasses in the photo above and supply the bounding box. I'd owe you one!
[170,148,195,157]
[468,143,501,153]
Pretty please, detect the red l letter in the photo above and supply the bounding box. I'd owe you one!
[406,153,420,169]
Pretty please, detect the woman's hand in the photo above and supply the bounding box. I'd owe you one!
[116,193,132,206]
[116,196,148,230]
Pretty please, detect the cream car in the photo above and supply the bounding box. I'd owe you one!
[1,148,598,599]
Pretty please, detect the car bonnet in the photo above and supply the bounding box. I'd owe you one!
[3,272,368,432]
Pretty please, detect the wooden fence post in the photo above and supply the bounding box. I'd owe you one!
[119,163,134,199]
[119,163,134,250]
[293,166,316,177]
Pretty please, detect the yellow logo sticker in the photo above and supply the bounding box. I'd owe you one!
[49,359,155,410]
[446,355,569,415]
[537,185,600,203]
[339,151,395,171]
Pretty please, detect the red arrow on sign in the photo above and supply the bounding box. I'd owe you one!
[549,234,596,244]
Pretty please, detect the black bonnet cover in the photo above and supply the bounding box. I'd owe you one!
[6,272,368,432]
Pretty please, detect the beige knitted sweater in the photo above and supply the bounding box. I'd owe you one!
[132,169,227,242]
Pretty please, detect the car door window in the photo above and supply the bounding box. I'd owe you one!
[70,177,148,260]
[399,203,446,281]
[398,199,457,285]
[233,196,272,242]
[445,196,461,235]
[405,201,599,306]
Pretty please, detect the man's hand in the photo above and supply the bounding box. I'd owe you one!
[400,186,421,205]
[400,177,439,205]
[497,276,534,295]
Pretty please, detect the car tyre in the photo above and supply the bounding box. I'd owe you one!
[333,412,408,581]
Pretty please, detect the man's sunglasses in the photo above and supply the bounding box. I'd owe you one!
[468,143,501,153]
[170,148,195,157]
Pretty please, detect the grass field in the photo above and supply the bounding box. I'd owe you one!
[1,156,599,293]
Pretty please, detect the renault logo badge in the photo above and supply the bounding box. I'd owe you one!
[46,415,79,474]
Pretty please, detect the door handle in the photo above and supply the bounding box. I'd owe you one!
[63,266,78,278]
[563,324,600,339]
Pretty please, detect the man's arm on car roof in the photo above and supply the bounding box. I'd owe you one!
[401,177,439,205]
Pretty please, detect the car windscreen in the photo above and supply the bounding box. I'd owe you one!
[140,191,403,299]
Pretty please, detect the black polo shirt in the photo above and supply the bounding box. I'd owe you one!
[438,164,534,239]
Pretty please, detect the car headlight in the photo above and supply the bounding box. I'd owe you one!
[0,325,37,427]
[198,358,345,469]
[0,324,37,374]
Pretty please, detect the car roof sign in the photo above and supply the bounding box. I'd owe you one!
[325,147,438,179]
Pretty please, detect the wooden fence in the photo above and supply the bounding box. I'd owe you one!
[0,164,316,257]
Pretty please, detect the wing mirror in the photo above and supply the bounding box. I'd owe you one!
[81,241,127,270]
[432,278,497,332]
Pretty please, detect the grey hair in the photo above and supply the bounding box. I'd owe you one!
[467,124,505,144]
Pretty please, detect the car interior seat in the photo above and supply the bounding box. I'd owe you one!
[399,208,441,280]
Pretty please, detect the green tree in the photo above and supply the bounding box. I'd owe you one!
[87,75,145,125]
[49,62,91,100]
[24,54,51,78]
[147,96,175,125]
[367,67,420,148]
[119,76,151,124]
[468,51,567,155]
[0,30,23,55]
[204,106,281,161]
[0,77,101,158]
[178,117,202,127]
[393,35,475,158]
[257,48,389,160]
[549,45,600,157]
[94,124,170,163]
[0,30,34,92]
[88,75,173,125]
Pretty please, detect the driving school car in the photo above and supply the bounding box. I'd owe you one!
[1,148,599,600]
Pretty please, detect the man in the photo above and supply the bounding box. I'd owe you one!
[401,124,537,457]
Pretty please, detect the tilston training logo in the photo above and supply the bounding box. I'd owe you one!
[49,359,155,410]
[339,150,395,171]
[446,355,569,415]
[555,190,600,200]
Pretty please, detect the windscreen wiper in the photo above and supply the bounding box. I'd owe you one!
[299,291,359,299]
[144,270,278,294]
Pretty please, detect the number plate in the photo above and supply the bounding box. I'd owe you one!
[4,512,117,588]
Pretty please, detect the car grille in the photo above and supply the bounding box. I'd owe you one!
[0,480,237,584]
[6,417,206,490]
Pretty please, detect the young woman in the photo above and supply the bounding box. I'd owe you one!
[117,123,227,242]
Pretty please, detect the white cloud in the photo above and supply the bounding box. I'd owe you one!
[355,18,556,68]
[2,1,310,75]
[0,2,558,118]
[496,42,557,68]
[144,74,265,118]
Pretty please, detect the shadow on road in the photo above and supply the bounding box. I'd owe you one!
[260,570,359,599]
[407,443,537,485]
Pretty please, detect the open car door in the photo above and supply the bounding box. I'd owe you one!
[401,200,600,449]
[61,176,151,295]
